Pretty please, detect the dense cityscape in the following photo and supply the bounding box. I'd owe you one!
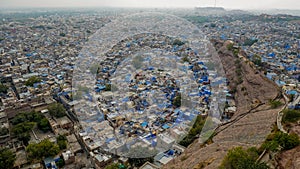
[0,6,300,169]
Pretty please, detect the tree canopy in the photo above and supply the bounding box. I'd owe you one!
[37,117,51,132]
[48,103,66,118]
[0,148,16,169]
[25,76,41,87]
[57,135,67,150]
[26,139,60,160]
[0,83,8,94]
[11,111,42,125]
[12,122,35,144]
[261,131,300,151]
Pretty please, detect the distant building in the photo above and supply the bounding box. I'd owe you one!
[62,150,75,165]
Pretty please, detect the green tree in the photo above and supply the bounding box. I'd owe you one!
[219,147,268,169]
[179,115,206,147]
[261,131,300,152]
[37,118,51,132]
[25,76,41,87]
[0,83,8,94]
[12,111,42,125]
[275,132,300,150]
[57,135,67,150]
[48,103,66,118]
[12,122,35,144]
[11,113,27,125]
[173,94,181,108]
[105,163,119,169]
[26,139,60,160]
[0,148,16,169]
[56,159,65,168]
[252,54,262,66]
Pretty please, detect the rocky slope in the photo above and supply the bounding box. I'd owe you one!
[164,40,282,169]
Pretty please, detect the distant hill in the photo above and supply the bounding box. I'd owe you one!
[193,7,250,16]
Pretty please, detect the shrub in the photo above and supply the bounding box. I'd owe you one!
[283,109,300,123]
[219,147,269,169]
[0,83,8,94]
[25,76,41,87]
[269,100,283,109]
[227,43,234,51]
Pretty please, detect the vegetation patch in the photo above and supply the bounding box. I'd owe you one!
[179,115,206,147]
[26,139,60,161]
[25,76,41,87]
[219,147,268,169]
[283,109,300,123]
[48,103,67,118]
[0,148,16,169]
[269,100,283,109]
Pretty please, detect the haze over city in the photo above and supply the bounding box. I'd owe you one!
[1,0,300,9]
[1,0,300,168]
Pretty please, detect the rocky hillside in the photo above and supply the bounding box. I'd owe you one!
[164,40,282,169]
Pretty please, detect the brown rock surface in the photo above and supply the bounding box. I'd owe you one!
[163,41,281,169]
[277,146,300,169]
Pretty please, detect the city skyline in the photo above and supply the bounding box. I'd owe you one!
[1,0,300,10]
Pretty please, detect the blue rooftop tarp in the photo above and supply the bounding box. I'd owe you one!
[268,53,275,57]
[167,150,174,155]
[286,90,298,95]
[162,124,170,129]
[141,122,148,127]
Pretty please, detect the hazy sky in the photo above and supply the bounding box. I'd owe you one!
[1,0,300,9]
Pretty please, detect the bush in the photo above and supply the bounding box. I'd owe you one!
[252,54,262,66]
[275,132,300,150]
[227,43,234,51]
[269,100,283,109]
[261,131,300,151]
[282,109,300,123]
[25,76,41,87]
[182,56,190,63]
[219,147,269,169]
[0,83,8,94]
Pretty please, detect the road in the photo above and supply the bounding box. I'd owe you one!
[277,93,288,133]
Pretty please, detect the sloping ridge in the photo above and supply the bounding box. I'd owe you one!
[164,40,282,169]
